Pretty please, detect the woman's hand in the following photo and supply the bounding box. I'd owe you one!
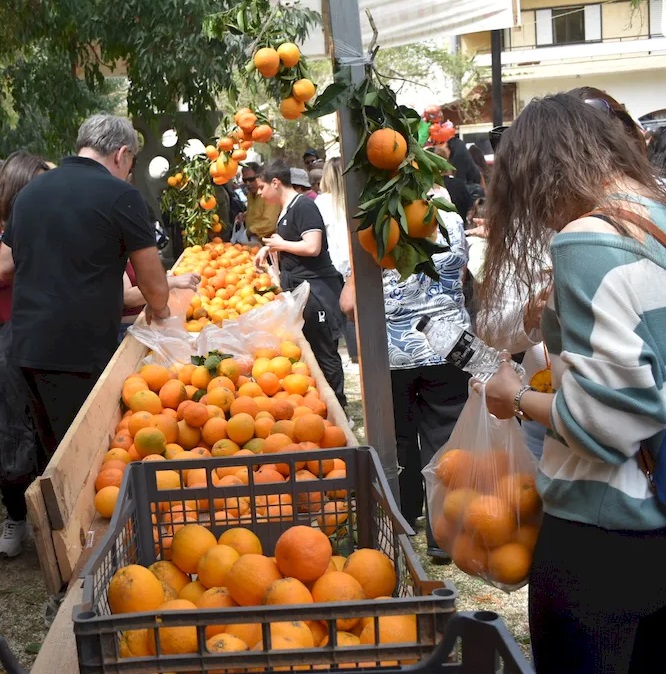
[262,233,286,251]
[523,285,551,334]
[168,272,201,291]
[254,245,270,271]
[472,353,523,419]
[340,276,356,321]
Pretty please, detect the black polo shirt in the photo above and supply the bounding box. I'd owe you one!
[2,156,156,373]
[277,195,339,280]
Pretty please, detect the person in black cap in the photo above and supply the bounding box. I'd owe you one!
[303,148,319,170]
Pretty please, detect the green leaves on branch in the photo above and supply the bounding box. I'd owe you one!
[310,65,457,280]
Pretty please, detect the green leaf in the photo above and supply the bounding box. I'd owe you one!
[431,197,457,213]
[418,120,431,146]
[393,243,420,281]
[191,355,205,366]
[192,389,207,402]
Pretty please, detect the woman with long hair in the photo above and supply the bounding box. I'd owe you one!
[477,94,666,673]
[0,151,50,557]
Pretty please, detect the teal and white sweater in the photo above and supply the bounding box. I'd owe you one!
[540,197,666,531]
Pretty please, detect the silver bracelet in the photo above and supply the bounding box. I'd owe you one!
[513,385,535,421]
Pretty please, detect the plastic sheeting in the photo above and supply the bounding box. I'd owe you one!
[299,0,518,58]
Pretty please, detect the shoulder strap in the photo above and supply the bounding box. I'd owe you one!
[584,208,666,250]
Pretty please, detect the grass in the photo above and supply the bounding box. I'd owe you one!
[0,351,529,671]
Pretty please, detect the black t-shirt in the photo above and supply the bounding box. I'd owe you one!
[442,175,473,221]
[2,156,156,372]
[277,195,339,281]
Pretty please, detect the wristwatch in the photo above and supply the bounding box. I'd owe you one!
[513,385,536,421]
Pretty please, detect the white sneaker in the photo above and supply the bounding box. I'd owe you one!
[0,518,28,558]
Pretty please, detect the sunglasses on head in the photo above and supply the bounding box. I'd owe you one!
[243,176,257,183]
[489,125,509,152]
[584,97,640,134]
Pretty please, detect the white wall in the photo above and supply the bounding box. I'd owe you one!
[516,70,666,119]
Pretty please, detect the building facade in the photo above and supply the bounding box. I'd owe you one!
[457,0,666,138]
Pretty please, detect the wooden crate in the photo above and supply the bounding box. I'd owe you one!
[26,319,355,595]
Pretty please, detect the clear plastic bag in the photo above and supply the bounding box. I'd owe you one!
[0,324,43,485]
[422,385,542,592]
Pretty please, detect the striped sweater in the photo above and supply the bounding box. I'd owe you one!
[540,197,666,530]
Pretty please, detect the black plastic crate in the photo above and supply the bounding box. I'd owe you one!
[73,446,531,673]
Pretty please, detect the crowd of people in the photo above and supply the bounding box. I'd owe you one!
[1,86,666,673]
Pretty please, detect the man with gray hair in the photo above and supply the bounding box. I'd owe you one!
[0,113,169,463]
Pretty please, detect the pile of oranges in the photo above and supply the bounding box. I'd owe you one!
[252,42,316,121]
[109,524,418,664]
[429,448,542,587]
[94,341,349,523]
[171,241,280,330]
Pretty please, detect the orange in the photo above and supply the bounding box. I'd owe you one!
[178,580,207,603]
[294,414,325,444]
[95,485,119,518]
[256,372,281,396]
[281,374,310,396]
[358,217,400,261]
[207,404,224,419]
[119,628,151,658]
[227,413,255,445]
[366,128,407,171]
[262,433,293,455]
[159,379,188,410]
[443,488,480,525]
[177,399,195,420]
[320,426,347,449]
[269,621,314,648]
[226,622,262,649]
[217,358,241,384]
[209,376,237,394]
[171,524,218,574]
[218,527,263,556]
[99,459,126,474]
[183,402,209,428]
[140,364,170,392]
[280,97,305,120]
[95,468,123,492]
[156,469,181,491]
[292,405,311,419]
[197,545,240,589]
[321,631,360,648]
[343,549,396,599]
[202,417,228,445]
[122,376,148,407]
[128,444,141,462]
[198,589,239,639]
[324,470,347,498]
[269,356,292,378]
[251,357,271,380]
[252,124,273,143]
[110,431,133,451]
[515,524,540,551]
[206,632,248,662]
[151,413,179,444]
[237,382,264,398]
[451,533,488,577]
[134,427,167,458]
[185,385,199,400]
[435,449,474,489]
[404,199,437,238]
[254,416,274,439]
[316,501,349,536]
[497,473,541,519]
[148,560,190,594]
[177,363,196,385]
[212,438,241,457]
[230,396,260,418]
[129,390,162,415]
[274,525,332,583]
[146,599,198,655]
[207,386,235,412]
[164,443,184,460]
[291,361,310,376]
[292,78,315,102]
[108,564,165,614]
[463,495,516,548]
[104,448,131,464]
[225,554,283,606]
[311,572,365,630]
[127,410,154,437]
[254,47,280,77]
[263,577,313,606]
[177,420,202,449]
[486,542,532,585]
[277,42,300,67]
[359,614,417,647]
[191,365,214,390]
[270,400,295,422]
[330,555,346,572]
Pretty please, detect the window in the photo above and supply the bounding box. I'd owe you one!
[536,4,601,46]
[553,7,585,44]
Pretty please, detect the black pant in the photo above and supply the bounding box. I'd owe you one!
[302,296,346,410]
[530,513,666,674]
[1,482,28,521]
[21,368,101,456]
[390,364,470,545]
[345,319,358,362]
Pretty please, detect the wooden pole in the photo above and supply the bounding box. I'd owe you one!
[324,0,400,498]
[491,29,503,127]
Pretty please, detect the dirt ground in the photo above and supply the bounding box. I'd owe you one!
[0,355,530,672]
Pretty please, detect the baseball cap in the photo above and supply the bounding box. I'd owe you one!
[303,148,318,159]
[290,167,311,188]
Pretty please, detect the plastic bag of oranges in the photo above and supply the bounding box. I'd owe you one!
[422,386,542,592]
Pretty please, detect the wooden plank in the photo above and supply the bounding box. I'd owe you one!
[40,333,147,530]
[327,1,400,495]
[30,582,83,674]
[25,479,63,596]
